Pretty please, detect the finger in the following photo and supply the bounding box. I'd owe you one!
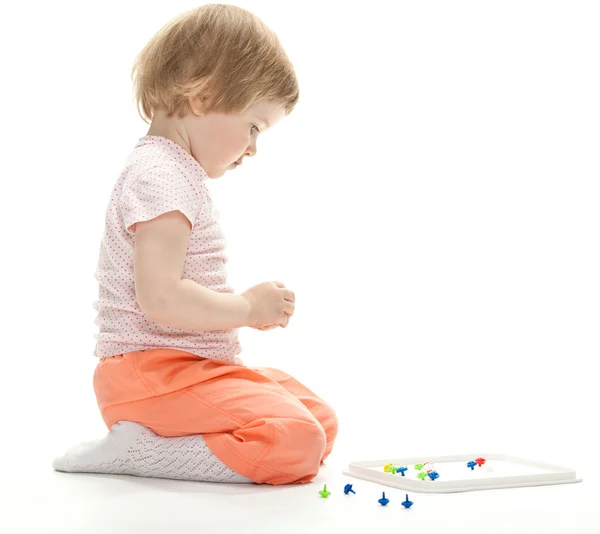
[282,289,294,302]
[274,281,286,288]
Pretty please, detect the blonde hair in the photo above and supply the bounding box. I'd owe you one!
[131,4,299,123]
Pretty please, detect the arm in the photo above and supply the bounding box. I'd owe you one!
[133,210,251,331]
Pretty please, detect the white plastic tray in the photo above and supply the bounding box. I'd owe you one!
[343,453,582,493]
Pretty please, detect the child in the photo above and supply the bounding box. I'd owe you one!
[52,4,338,485]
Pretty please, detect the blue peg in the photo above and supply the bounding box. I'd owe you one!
[344,483,356,495]
[378,491,390,506]
[397,466,408,477]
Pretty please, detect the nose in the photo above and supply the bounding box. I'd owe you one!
[246,138,257,158]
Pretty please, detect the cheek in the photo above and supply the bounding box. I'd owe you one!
[194,117,249,165]
[220,133,249,159]
[197,134,240,164]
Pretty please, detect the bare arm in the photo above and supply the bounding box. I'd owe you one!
[133,210,250,331]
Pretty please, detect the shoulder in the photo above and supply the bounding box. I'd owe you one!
[124,136,208,197]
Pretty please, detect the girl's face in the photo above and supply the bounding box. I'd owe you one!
[183,99,286,178]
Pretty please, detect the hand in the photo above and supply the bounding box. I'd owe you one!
[255,312,291,331]
[242,281,294,330]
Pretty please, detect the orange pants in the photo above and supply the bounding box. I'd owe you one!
[93,349,338,485]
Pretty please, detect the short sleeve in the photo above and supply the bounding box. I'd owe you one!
[119,167,201,235]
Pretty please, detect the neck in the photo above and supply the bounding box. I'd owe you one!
[147,108,192,155]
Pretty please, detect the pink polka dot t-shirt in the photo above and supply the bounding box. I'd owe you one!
[93,135,242,364]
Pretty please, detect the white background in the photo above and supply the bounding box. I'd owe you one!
[0,1,598,532]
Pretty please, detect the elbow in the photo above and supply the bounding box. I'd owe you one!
[137,294,167,324]
[136,284,176,324]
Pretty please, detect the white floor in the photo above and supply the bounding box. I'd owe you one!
[2,453,598,533]
[4,356,597,533]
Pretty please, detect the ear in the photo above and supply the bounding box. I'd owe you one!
[188,95,206,117]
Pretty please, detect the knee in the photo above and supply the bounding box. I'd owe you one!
[270,418,327,484]
[289,417,327,462]
[324,410,339,443]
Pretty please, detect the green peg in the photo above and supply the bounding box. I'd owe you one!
[417,471,428,481]
[319,484,331,498]
[415,463,425,471]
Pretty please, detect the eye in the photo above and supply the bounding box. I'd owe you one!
[250,124,260,134]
